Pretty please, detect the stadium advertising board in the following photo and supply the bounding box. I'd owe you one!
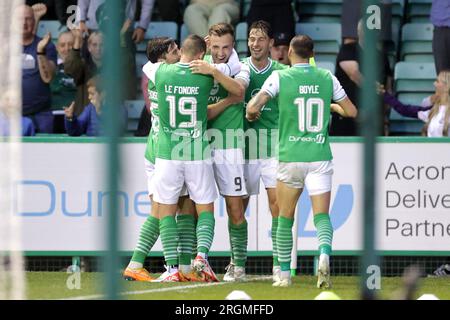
[10,140,450,254]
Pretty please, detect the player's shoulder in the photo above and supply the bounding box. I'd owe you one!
[271,59,289,71]
[314,67,334,79]
[239,61,250,73]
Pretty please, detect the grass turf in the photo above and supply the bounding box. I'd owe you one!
[25,272,450,300]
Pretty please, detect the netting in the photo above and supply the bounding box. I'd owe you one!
[0,0,26,300]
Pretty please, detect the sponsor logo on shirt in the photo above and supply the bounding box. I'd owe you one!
[288,133,325,144]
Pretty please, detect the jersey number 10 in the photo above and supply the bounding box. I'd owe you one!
[294,97,324,133]
[166,95,198,129]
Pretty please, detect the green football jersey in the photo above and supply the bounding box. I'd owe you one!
[154,62,214,161]
[263,64,346,162]
[204,55,245,150]
[243,57,288,159]
[144,79,159,164]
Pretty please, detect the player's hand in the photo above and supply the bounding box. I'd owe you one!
[246,111,261,122]
[226,93,243,105]
[132,27,145,43]
[64,102,75,119]
[32,3,47,21]
[204,35,210,49]
[190,60,215,75]
[37,32,51,53]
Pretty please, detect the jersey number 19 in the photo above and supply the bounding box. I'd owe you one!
[166,95,198,129]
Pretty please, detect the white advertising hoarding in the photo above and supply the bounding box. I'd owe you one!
[10,140,450,255]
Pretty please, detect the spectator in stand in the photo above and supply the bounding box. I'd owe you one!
[247,0,295,49]
[76,0,154,43]
[50,31,77,110]
[21,4,57,133]
[64,77,103,136]
[377,70,450,137]
[0,91,36,137]
[333,20,392,136]
[27,0,78,26]
[431,0,450,74]
[64,76,127,136]
[270,32,292,66]
[341,0,392,46]
[64,29,102,116]
[184,0,240,38]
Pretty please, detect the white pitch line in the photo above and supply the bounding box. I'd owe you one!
[61,275,272,300]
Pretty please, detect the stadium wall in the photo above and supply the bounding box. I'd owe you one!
[7,136,450,257]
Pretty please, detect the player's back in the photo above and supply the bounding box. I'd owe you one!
[155,62,214,161]
[277,65,333,163]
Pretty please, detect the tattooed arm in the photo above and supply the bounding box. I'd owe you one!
[246,91,271,122]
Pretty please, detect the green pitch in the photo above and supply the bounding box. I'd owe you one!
[25,273,450,300]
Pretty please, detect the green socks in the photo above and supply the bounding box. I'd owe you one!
[277,216,294,272]
[160,216,179,266]
[197,212,215,254]
[314,213,333,256]
[229,220,248,268]
[272,217,280,267]
[176,214,196,266]
[131,216,160,265]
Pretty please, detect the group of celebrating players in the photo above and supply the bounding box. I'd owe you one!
[123,20,357,288]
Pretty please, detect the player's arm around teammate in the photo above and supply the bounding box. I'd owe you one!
[247,35,357,288]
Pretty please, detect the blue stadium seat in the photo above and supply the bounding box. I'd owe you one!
[316,61,335,74]
[407,0,432,23]
[124,100,145,132]
[180,23,189,44]
[297,0,342,23]
[236,22,248,59]
[400,23,433,62]
[135,53,148,78]
[136,22,178,52]
[37,21,67,40]
[296,23,341,63]
[390,61,436,134]
[394,61,436,93]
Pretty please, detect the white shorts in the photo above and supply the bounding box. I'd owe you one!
[212,148,247,197]
[153,158,218,205]
[277,161,334,195]
[144,159,156,196]
[244,158,278,196]
[144,159,189,198]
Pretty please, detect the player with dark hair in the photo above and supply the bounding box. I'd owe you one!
[247,35,357,287]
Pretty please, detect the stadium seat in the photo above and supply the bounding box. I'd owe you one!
[316,61,335,74]
[180,23,189,44]
[390,61,436,134]
[124,100,145,132]
[135,53,148,78]
[391,0,405,26]
[296,23,341,63]
[36,20,67,40]
[394,61,436,93]
[241,0,252,20]
[136,22,178,52]
[236,22,248,59]
[297,0,342,23]
[400,23,433,62]
[407,0,432,23]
